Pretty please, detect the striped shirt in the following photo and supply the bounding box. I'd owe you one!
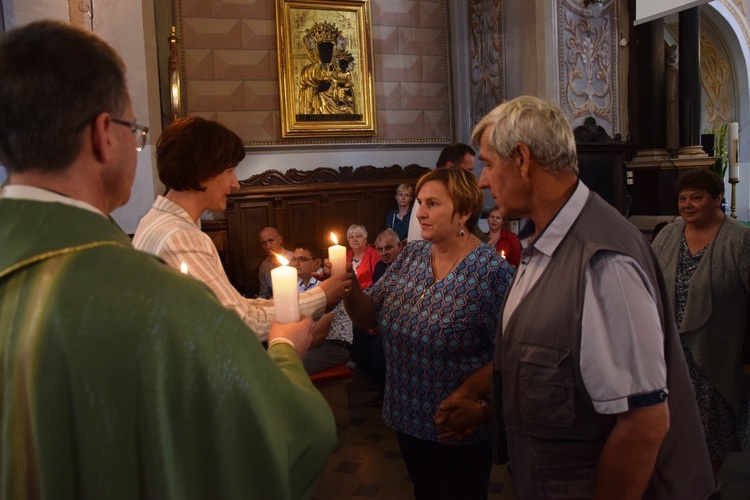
[133,196,326,341]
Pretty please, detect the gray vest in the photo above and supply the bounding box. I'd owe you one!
[492,192,712,499]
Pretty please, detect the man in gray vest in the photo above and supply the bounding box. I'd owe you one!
[471,96,712,498]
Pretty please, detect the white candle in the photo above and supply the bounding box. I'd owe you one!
[729,122,739,180]
[500,250,506,260]
[180,262,188,274]
[328,232,347,277]
[271,253,300,324]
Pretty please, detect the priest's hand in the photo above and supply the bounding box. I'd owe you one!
[268,316,314,357]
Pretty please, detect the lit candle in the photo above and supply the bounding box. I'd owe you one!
[729,122,739,180]
[271,253,300,324]
[328,232,347,277]
[500,250,506,260]
[180,262,188,274]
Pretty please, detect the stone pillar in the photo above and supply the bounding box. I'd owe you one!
[677,7,704,156]
[631,18,668,158]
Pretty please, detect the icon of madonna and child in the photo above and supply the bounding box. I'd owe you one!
[297,21,361,121]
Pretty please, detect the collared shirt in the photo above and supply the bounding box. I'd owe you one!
[298,269,322,292]
[503,182,666,414]
[1,184,105,216]
[133,196,326,341]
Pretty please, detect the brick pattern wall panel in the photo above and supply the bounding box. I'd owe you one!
[217,111,279,142]
[213,49,275,80]
[211,0,271,19]
[187,81,245,111]
[183,18,243,49]
[179,0,451,144]
[184,49,215,80]
[244,81,280,111]
[371,0,420,27]
[375,81,402,108]
[181,0,211,17]
[240,20,276,50]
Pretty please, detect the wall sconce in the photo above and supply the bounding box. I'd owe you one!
[583,0,604,18]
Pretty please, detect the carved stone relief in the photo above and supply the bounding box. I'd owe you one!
[665,16,736,131]
[559,0,619,137]
[468,0,503,127]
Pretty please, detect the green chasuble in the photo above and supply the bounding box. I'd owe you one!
[0,199,336,499]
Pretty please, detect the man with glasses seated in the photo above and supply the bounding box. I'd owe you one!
[294,242,353,375]
[293,242,325,292]
[133,116,351,342]
[0,20,343,498]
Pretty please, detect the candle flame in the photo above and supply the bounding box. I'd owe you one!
[274,252,290,266]
[500,250,506,259]
[180,262,188,274]
[330,232,339,245]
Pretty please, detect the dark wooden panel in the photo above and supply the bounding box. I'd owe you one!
[326,193,369,241]
[285,197,323,247]
[573,117,635,215]
[374,191,399,234]
[238,202,274,263]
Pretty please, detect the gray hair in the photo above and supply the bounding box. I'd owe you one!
[375,228,400,243]
[471,96,578,175]
[347,224,368,239]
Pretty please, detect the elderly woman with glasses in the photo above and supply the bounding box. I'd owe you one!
[344,167,514,500]
[133,117,351,341]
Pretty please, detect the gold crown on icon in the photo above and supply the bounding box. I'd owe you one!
[304,21,343,46]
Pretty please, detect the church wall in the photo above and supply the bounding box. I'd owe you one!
[2,0,749,224]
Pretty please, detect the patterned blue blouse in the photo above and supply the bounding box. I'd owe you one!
[367,240,514,443]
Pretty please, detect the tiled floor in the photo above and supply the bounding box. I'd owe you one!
[311,369,513,500]
[312,368,750,499]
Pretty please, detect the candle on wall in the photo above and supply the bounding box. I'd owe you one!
[180,262,188,274]
[328,232,347,277]
[271,253,300,324]
[729,122,739,180]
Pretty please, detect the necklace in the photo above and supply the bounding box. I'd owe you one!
[419,236,470,301]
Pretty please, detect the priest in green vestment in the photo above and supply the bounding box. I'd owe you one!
[0,20,341,499]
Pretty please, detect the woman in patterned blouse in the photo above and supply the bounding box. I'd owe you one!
[344,167,514,500]
[653,169,750,484]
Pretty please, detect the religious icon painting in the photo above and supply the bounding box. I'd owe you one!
[275,0,377,138]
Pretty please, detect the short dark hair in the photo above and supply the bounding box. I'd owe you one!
[294,242,324,261]
[0,21,128,173]
[157,117,245,191]
[436,143,476,168]
[676,169,725,199]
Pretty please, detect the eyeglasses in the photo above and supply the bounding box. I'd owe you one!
[111,117,149,152]
[290,256,315,264]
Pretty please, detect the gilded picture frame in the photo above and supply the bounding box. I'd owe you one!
[275,0,376,138]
